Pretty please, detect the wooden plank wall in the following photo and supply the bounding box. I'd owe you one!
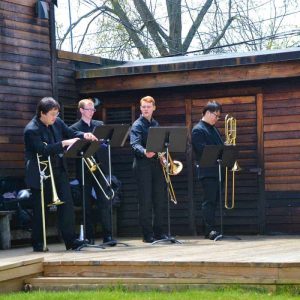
[0,0,52,177]
[56,59,79,106]
[263,79,300,233]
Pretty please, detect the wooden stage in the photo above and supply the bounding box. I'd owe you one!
[1,235,300,293]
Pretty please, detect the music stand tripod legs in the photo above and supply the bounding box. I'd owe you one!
[214,159,240,242]
[152,144,181,245]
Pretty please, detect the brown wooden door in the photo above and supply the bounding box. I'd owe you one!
[190,95,264,235]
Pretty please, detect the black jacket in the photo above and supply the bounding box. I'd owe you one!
[24,116,83,189]
[191,120,223,179]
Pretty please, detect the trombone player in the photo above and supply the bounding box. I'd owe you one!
[130,96,167,243]
[70,98,117,246]
[24,97,97,252]
[191,101,223,240]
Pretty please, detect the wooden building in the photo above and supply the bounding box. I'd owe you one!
[72,48,300,237]
[1,0,300,242]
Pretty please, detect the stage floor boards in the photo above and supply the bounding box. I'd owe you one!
[1,235,300,264]
[2,235,300,292]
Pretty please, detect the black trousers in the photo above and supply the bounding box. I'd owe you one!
[201,177,220,235]
[82,173,112,239]
[31,170,77,249]
[133,157,167,238]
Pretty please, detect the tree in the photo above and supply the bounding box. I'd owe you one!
[55,0,300,60]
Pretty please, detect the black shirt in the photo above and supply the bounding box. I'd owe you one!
[70,119,109,175]
[130,115,159,158]
[70,119,103,134]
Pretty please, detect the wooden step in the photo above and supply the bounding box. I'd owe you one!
[22,260,300,291]
[43,260,300,283]
[0,258,44,293]
[24,276,290,291]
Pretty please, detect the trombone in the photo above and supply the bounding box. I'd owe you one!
[158,152,183,204]
[36,149,64,252]
[224,114,241,210]
[83,156,115,200]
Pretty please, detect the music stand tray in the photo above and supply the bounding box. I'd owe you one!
[146,126,187,153]
[146,126,187,245]
[93,124,131,247]
[93,124,130,148]
[198,145,240,242]
[64,139,92,158]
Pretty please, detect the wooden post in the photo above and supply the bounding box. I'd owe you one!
[0,211,12,249]
[49,2,58,100]
[185,99,196,235]
[256,93,266,234]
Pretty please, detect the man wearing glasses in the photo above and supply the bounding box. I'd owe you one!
[70,98,116,246]
[24,97,97,251]
[191,101,223,240]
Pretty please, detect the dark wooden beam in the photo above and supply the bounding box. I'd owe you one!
[185,99,196,235]
[49,1,57,100]
[57,50,124,67]
[256,93,266,234]
[77,61,300,93]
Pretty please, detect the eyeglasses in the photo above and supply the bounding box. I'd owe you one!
[211,112,221,120]
[83,108,96,112]
[47,111,60,117]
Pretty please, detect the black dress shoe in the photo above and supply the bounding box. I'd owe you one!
[33,243,48,252]
[143,236,155,243]
[89,238,95,245]
[103,236,117,247]
[68,238,88,250]
[154,234,168,240]
[208,230,220,240]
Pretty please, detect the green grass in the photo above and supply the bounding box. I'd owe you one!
[1,287,300,300]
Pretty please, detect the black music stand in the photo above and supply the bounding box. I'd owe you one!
[198,145,240,242]
[93,124,130,247]
[65,139,105,250]
[146,126,187,245]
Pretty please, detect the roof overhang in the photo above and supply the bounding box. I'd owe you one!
[75,47,300,93]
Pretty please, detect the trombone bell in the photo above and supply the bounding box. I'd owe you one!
[158,152,183,204]
[170,160,183,176]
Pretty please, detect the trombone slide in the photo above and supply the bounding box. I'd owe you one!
[47,155,64,207]
[83,156,115,200]
[224,114,240,209]
[36,153,49,252]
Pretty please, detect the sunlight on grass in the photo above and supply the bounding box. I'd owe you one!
[1,286,300,300]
